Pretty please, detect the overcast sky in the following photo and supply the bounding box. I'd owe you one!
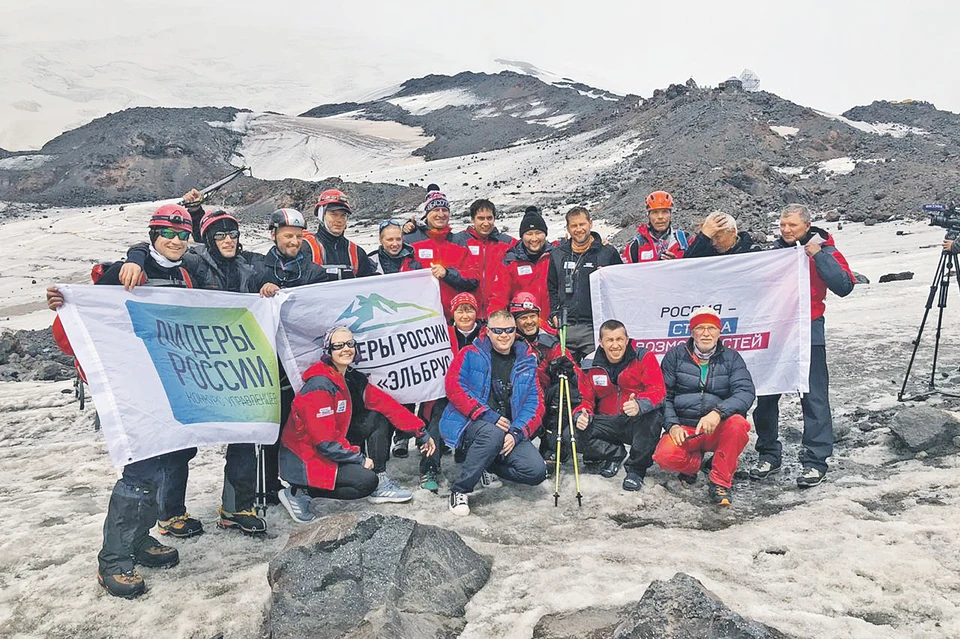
[1,0,957,149]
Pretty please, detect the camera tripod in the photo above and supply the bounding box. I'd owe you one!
[898,246,960,401]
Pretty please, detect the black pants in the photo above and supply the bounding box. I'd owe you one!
[419,399,446,474]
[221,443,257,513]
[292,463,378,500]
[754,344,834,472]
[564,322,595,365]
[346,411,392,474]
[156,447,197,521]
[579,410,663,477]
[263,386,295,494]
[99,451,175,574]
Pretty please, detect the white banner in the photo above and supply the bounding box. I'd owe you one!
[56,285,281,468]
[275,270,449,403]
[590,247,811,395]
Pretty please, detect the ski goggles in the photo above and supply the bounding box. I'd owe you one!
[329,339,357,351]
[158,228,191,241]
[378,219,404,232]
[487,326,516,335]
[212,230,240,241]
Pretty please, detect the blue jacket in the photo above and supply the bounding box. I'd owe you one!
[440,336,544,448]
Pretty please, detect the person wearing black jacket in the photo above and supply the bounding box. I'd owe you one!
[653,308,756,506]
[682,212,762,258]
[301,188,377,279]
[369,220,424,274]
[46,205,200,598]
[547,207,622,363]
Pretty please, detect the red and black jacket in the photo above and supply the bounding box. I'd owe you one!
[580,341,666,418]
[621,224,688,263]
[489,242,554,323]
[451,226,516,317]
[280,360,425,490]
[405,224,479,321]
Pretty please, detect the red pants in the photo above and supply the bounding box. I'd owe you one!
[652,415,750,488]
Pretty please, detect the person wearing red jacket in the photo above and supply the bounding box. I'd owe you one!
[749,205,856,488]
[489,206,554,323]
[404,185,479,322]
[621,191,689,263]
[451,199,515,317]
[278,327,435,522]
[575,320,666,491]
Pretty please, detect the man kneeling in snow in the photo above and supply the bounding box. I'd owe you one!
[653,307,756,507]
[441,310,548,516]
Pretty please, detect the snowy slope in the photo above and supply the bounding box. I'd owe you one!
[3,214,960,638]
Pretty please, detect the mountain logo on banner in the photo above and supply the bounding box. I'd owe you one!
[336,293,440,332]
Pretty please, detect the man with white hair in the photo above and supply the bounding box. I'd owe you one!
[749,204,855,488]
[682,211,761,258]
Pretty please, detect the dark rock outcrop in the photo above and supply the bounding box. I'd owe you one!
[534,573,793,639]
[878,271,915,283]
[889,406,960,455]
[266,512,491,639]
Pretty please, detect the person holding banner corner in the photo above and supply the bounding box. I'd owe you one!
[46,205,201,598]
[749,204,855,488]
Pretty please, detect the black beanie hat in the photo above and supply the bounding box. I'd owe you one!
[518,206,548,236]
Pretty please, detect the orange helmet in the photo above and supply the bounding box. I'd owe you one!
[645,191,674,212]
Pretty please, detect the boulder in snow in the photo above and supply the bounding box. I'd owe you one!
[534,572,793,639]
[853,271,870,284]
[265,512,491,639]
[889,406,960,455]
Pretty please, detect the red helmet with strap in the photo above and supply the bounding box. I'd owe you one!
[149,204,193,232]
[199,209,238,238]
[314,189,351,217]
[508,292,541,316]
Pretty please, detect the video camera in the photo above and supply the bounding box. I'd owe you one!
[923,202,960,237]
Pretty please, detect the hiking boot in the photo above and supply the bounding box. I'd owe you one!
[368,473,414,504]
[709,482,732,507]
[278,487,315,523]
[392,437,410,458]
[599,460,621,478]
[217,507,267,535]
[678,473,698,488]
[796,467,825,488]
[701,453,714,474]
[749,460,782,481]
[475,470,502,492]
[98,568,146,599]
[157,514,204,538]
[133,536,179,569]
[622,472,643,491]
[419,470,440,494]
[449,491,470,516]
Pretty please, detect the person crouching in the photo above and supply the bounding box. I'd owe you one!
[441,310,547,516]
[653,307,756,506]
[277,327,435,522]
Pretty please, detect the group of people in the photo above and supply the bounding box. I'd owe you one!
[45,183,856,599]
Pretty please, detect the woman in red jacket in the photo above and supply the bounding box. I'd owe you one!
[278,327,435,522]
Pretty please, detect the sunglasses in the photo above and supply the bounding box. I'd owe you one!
[213,230,240,241]
[158,228,191,241]
[330,339,357,351]
[378,219,404,232]
[488,326,516,335]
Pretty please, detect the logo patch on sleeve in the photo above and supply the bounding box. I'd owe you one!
[336,399,348,413]
[316,407,333,417]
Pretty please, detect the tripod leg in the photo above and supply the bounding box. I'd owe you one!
[899,251,948,400]
[255,444,266,517]
[928,257,953,390]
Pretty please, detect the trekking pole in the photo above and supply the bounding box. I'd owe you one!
[254,444,267,517]
[564,372,583,507]
[178,166,251,206]
[553,374,564,506]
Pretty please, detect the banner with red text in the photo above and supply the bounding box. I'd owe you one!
[590,247,811,395]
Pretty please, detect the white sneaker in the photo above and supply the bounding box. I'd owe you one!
[449,491,470,516]
[279,487,315,523]
[368,473,414,504]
